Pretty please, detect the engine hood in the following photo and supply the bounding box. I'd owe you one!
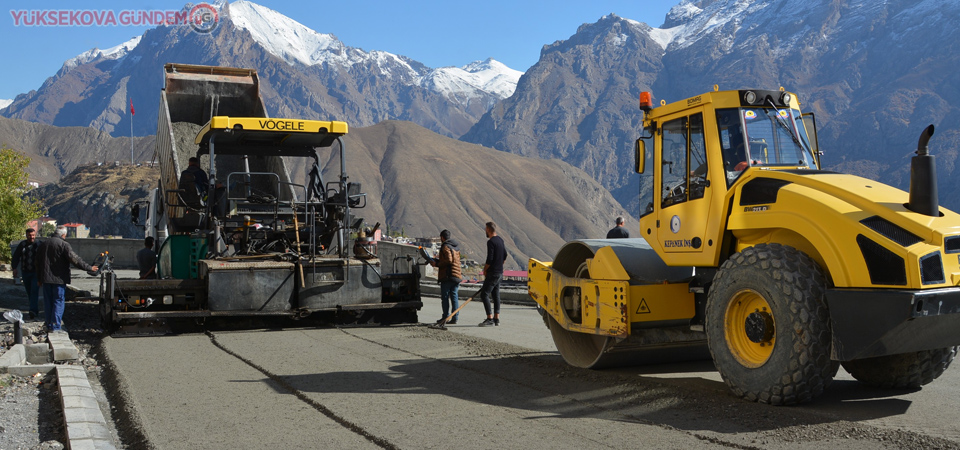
[737,169,960,242]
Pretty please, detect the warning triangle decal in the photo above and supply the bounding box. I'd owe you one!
[636,299,651,314]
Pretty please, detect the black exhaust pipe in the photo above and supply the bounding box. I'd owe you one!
[907,124,939,216]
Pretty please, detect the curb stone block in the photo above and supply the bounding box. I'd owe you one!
[65,421,114,441]
[0,344,26,371]
[62,394,100,410]
[68,439,118,450]
[58,385,98,399]
[25,343,52,364]
[47,332,80,361]
[63,407,108,425]
[7,364,56,377]
[57,372,92,389]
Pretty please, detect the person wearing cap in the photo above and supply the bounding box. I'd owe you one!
[429,229,462,324]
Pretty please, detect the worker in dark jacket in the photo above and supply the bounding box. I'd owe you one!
[183,157,209,195]
[429,230,462,324]
[35,226,97,332]
[11,228,41,319]
[479,222,507,327]
[606,216,630,238]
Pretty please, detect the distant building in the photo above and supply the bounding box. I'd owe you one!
[26,217,57,232]
[502,270,528,282]
[62,223,90,238]
[413,237,441,255]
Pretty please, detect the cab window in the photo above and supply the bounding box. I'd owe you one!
[716,108,747,186]
[661,113,707,208]
[639,129,656,217]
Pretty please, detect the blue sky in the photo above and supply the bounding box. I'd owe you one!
[0,1,677,100]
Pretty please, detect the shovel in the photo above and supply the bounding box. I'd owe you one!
[429,289,479,330]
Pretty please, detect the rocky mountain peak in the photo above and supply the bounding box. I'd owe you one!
[1,0,522,140]
[466,0,960,216]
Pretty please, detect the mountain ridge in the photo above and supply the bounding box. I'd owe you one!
[0,1,522,140]
[464,0,960,214]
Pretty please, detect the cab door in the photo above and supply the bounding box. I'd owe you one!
[656,112,714,255]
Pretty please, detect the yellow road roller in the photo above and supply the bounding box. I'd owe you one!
[528,87,960,405]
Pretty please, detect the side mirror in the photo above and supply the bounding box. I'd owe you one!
[634,139,646,174]
[131,204,141,225]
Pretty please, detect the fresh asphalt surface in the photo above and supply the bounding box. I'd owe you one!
[89,280,960,450]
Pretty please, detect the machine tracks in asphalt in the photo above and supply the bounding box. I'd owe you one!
[206,325,761,450]
[204,330,400,450]
[337,326,766,450]
[201,325,960,450]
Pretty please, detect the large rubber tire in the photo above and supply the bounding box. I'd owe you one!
[706,243,833,405]
[842,347,957,389]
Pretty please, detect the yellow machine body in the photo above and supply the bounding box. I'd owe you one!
[530,88,960,380]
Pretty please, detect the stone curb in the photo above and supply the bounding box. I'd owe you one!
[8,364,56,377]
[1,333,117,449]
[0,343,26,371]
[48,332,80,361]
[57,364,117,450]
[1,344,56,376]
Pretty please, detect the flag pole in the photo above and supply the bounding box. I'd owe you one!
[130,97,134,164]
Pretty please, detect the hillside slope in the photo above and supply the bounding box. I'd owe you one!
[31,164,158,238]
[0,116,154,183]
[336,121,634,267]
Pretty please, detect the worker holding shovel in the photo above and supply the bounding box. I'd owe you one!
[429,229,462,325]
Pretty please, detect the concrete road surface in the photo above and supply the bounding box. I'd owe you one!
[101,296,960,449]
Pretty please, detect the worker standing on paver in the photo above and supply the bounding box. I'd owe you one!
[137,237,158,279]
[479,222,506,327]
[11,228,41,320]
[182,157,209,195]
[35,226,97,332]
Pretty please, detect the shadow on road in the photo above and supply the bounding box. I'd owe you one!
[241,340,923,437]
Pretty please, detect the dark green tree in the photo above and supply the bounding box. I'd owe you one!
[0,146,44,263]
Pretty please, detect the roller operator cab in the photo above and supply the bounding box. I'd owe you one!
[528,87,960,405]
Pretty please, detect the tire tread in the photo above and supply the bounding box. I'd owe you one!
[706,243,833,405]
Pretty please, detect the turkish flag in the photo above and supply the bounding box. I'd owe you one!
[130,98,135,115]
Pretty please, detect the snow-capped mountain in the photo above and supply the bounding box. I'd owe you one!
[1,0,521,138]
[63,36,142,70]
[464,0,960,214]
[228,0,521,103]
[0,99,11,110]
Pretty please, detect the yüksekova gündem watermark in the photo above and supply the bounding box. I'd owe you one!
[10,3,219,33]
